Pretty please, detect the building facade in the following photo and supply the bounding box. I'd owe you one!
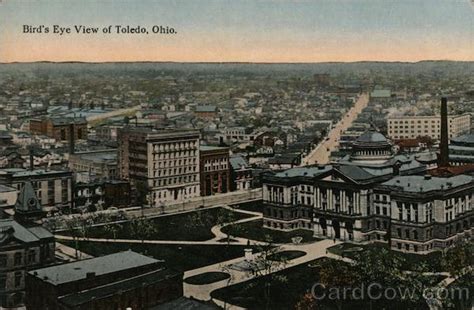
[387,114,471,140]
[29,117,88,141]
[118,127,201,207]
[68,150,118,180]
[374,174,473,253]
[0,220,55,308]
[199,146,230,196]
[0,168,73,214]
[26,251,183,310]
[260,131,474,253]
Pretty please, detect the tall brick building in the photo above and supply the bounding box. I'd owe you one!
[199,145,230,196]
[29,117,87,141]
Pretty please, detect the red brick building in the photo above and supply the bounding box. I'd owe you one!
[29,117,87,141]
[199,145,230,196]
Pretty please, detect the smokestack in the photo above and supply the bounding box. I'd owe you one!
[69,123,75,155]
[29,148,34,171]
[439,97,449,167]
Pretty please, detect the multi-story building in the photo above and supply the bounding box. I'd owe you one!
[230,155,253,191]
[387,114,471,140]
[26,251,183,310]
[262,130,473,253]
[68,150,118,180]
[0,183,55,308]
[199,146,230,196]
[449,133,474,165]
[374,174,473,253]
[118,127,201,207]
[0,168,73,213]
[29,117,88,141]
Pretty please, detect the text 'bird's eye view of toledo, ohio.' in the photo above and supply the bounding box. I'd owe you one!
[0,0,473,309]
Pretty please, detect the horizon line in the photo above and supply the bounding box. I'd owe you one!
[1,59,472,65]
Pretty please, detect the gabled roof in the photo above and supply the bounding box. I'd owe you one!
[0,219,52,244]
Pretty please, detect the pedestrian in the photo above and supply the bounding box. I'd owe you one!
[333,237,336,243]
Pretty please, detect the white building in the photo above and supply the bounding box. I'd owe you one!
[118,128,201,207]
[387,114,471,140]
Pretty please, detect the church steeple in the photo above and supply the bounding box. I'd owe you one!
[14,182,44,224]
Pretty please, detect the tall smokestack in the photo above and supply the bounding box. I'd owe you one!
[69,123,75,155]
[29,148,34,171]
[439,97,449,167]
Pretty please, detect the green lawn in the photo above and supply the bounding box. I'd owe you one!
[268,250,306,262]
[327,243,444,272]
[184,272,230,285]
[61,240,261,272]
[211,257,431,310]
[230,201,263,213]
[60,207,252,242]
[221,219,319,244]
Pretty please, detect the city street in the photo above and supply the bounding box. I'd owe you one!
[302,92,369,165]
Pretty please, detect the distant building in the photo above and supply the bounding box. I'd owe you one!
[75,180,131,210]
[449,134,474,165]
[118,127,201,207]
[387,114,471,140]
[0,185,16,208]
[199,146,230,196]
[230,155,253,191]
[29,117,87,141]
[68,150,118,180]
[26,251,183,310]
[194,105,217,119]
[0,168,73,213]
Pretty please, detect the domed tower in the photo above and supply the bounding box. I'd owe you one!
[350,130,394,164]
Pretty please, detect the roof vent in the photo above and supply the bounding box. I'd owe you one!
[318,165,325,170]
[86,272,96,278]
[424,175,432,180]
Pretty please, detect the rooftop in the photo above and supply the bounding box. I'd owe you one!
[29,251,160,286]
[382,175,473,193]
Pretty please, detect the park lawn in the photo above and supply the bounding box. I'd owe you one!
[327,242,443,272]
[184,272,230,285]
[60,207,252,241]
[230,201,263,213]
[61,240,261,272]
[221,219,319,244]
[211,257,431,310]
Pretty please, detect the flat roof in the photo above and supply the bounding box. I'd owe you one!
[382,175,473,193]
[29,251,160,286]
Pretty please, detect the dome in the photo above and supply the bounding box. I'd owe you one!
[356,131,388,144]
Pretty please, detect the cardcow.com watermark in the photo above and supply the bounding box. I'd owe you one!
[311,282,470,302]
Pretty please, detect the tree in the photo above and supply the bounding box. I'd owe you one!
[294,292,319,310]
[216,209,237,245]
[104,222,123,240]
[64,217,81,259]
[316,259,356,310]
[249,239,288,310]
[129,216,157,243]
[441,241,472,278]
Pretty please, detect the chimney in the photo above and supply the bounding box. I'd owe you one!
[69,123,75,155]
[439,97,449,167]
[29,148,34,171]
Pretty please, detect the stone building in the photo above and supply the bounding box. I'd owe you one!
[26,251,183,310]
[68,150,118,180]
[118,127,201,207]
[374,174,473,252]
[199,146,230,196]
[0,168,73,214]
[260,131,471,253]
[0,183,55,308]
[29,117,88,141]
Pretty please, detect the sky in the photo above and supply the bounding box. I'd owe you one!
[0,0,472,63]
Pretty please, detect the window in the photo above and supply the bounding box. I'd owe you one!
[28,250,36,264]
[0,276,6,290]
[14,252,22,266]
[0,255,6,267]
[14,271,22,288]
